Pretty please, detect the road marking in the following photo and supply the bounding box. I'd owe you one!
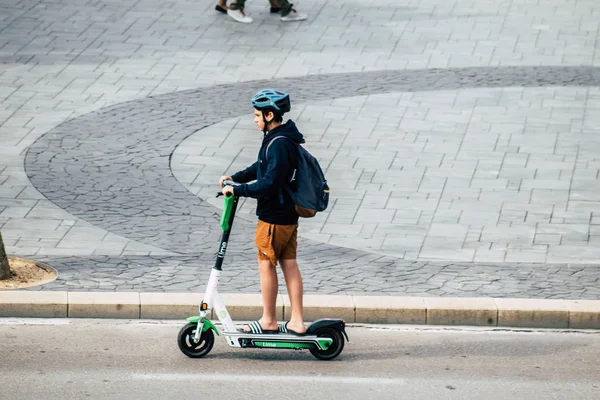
[132,373,406,385]
[0,318,71,325]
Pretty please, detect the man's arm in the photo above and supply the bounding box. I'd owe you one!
[234,141,291,198]
[230,161,259,183]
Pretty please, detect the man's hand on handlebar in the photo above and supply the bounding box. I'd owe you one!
[217,177,239,197]
[219,175,232,187]
[221,185,235,197]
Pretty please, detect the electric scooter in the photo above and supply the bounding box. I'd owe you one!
[177,181,349,360]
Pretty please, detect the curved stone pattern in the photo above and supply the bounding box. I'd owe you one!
[25,67,600,252]
[23,66,600,298]
[172,87,600,262]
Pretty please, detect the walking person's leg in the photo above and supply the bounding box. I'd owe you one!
[227,0,253,23]
[277,0,307,21]
[228,0,246,9]
[269,0,281,12]
[215,0,228,13]
[220,0,280,14]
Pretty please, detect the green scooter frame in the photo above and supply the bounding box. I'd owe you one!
[177,181,349,360]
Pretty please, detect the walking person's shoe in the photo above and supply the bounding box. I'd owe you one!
[227,8,253,23]
[280,8,307,21]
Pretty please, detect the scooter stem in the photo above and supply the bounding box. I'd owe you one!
[214,194,239,271]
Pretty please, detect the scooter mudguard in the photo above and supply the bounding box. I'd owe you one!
[186,316,220,336]
[306,318,349,342]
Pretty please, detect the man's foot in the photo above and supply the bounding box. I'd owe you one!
[227,8,253,23]
[215,4,228,13]
[270,7,281,13]
[280,9,307,22]
[239,320,279,334]
[279,321,306,335]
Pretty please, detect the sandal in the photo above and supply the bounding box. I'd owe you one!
[239,321,279,334]
[279,321,306,336]
[215,4,227,13]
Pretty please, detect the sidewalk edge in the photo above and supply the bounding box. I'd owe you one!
[1,291,599,329]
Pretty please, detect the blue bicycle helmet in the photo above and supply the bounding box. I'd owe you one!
[251,89,291,114]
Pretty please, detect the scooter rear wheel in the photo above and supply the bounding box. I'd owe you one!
[177,322,215,358]
[309,327,345,360]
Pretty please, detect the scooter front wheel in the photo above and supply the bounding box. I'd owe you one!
[309,327,345,361]
[177,322,215,358]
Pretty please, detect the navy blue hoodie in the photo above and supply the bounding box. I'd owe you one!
[231,120,304,225]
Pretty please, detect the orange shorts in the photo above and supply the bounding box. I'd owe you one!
[255,220,298,266]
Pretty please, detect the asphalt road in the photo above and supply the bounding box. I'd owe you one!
[1,319,599,399]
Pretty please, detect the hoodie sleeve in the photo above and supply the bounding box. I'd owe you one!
[231,161,258,184]
[234,140,291,198]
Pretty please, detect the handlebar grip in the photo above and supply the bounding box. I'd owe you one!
[216,180,239,197]
[222,180,239,187]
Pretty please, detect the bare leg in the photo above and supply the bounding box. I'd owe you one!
[269,0,279,8]
[217,0,228,9]
[279,258,306,334]
[246,259,279,332]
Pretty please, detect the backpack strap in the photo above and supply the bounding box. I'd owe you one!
[265,135,294,158]
[265,136,297,205]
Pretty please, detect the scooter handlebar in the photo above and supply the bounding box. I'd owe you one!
[216,180,240,197]
[222,180,239,187]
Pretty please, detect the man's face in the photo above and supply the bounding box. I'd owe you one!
[254,109,273,131]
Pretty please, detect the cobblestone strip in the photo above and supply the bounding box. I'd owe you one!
[24,254,600,300]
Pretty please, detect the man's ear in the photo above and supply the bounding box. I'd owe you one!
[266,111,275,123]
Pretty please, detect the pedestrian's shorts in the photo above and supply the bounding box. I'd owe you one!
[255,220,298,265]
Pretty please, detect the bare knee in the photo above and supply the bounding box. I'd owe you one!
[259,260,275,270]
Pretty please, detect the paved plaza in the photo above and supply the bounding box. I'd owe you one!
[1,0,600,298]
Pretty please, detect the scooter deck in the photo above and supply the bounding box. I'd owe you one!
[221,330,332,350]
[223,330,318,339]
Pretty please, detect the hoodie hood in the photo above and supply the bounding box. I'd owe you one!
[263,120,305,145]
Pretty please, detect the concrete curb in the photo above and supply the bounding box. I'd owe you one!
[1,291,599,329]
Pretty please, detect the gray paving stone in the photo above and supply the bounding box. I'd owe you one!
[505,250,547,263]
[419,249,475,262]
[2,0,600,299]
[547,246,600,264]
[534,233,562,245]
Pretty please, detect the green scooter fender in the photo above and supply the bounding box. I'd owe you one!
[186,316,220,336]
